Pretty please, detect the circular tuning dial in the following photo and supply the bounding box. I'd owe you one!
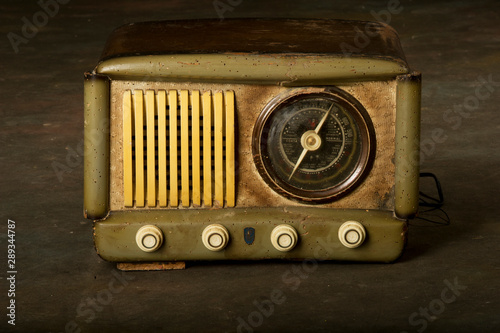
[253,88,375,203]
[202,224,230,251]
[271,224,298,252]
[136,225,164,252]
[338,221,366,248]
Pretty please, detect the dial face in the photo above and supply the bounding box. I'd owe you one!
[253,89,375,203]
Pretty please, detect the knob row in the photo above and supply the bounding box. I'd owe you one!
[135,221,366,253]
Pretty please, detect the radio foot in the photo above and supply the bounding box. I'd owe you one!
[117,261,186,271]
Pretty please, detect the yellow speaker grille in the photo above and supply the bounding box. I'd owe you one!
[122,89,236,208]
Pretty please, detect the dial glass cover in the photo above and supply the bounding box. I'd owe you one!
[253,89,375,203]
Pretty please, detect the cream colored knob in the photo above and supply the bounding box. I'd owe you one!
[202,224,229,251]
[271,224,298,252]
[136,225,164,252]
[338,221,366,248]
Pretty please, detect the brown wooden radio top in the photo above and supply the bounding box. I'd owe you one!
[99,18,407,66]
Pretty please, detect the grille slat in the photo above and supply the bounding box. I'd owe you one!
[157,91,168,206]
[180,90,190,207]
[225,91,236,207]
[202,92,212,207]
[134,91,145,207]
[214,92,224,205]
[123,91,134,207]
[146,90,156,207]
[123,89,235,208]
[168,90,178,207]
[191,91,201,206]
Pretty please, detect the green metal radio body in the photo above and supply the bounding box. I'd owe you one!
[84,19,420,266]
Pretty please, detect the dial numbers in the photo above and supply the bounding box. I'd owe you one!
[280,107,346,172]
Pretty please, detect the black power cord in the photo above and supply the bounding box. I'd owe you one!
[412,172,450,225]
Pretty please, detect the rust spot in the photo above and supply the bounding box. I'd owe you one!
[176,62,201,66]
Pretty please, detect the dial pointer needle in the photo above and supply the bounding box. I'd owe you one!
[288,103,334,181]
[288,148,308,181]
[315,103,334,133]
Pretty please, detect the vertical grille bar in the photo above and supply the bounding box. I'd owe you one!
[123,90,134,207]
[168,90,178,207]
[133,90,145,207]
[157,91,167,207]
[180,90,190,207]
[214,92,224,205]
[225,91,236,208]
[202,91,212,207]
[146,90,156,207]
[191,91,201,207]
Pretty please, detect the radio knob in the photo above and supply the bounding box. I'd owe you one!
[136,225,164,252]
[202,224,230,251]
[271,224,298,252]
[338,221,366,248]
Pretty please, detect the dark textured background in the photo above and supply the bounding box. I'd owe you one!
[1,0,499,332]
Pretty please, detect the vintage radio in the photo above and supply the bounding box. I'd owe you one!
[83,19,420,266]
